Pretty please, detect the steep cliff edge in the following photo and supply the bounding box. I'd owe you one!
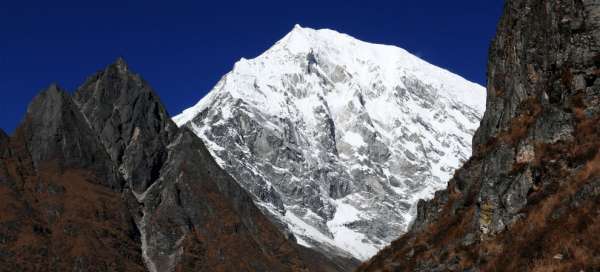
[358,0,600,271]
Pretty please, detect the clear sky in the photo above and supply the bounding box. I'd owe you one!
[0,0,504,133]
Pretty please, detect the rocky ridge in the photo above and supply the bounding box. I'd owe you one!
[358,0,600,271]
[0,59,355,271]
[0,85,144,271]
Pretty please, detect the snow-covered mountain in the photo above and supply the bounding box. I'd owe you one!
[174,24,486,260]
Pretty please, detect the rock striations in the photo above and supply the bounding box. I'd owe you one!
[0,59,355,271]
[359,0,600,271]
[174,25,486,261]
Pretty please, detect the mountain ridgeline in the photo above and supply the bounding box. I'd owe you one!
[174,25,486,261]
[359,0,600,271]
[1,0,598,270]
[0,59,357,271]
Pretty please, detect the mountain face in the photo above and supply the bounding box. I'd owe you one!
[0,85,144,271]
[0,60,354,271]
[359,0,600,271]
[174,25,486,260]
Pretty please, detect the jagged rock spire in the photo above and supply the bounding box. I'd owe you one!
[74,58,177,193]
[1,58,355,272]
[114,56,129,72]
[18,84,120,189]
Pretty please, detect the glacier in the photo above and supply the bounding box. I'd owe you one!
[174,24,486,260]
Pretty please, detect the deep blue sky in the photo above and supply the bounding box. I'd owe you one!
[0,0,504,133]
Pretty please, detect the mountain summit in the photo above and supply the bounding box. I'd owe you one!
[175,26,486,260]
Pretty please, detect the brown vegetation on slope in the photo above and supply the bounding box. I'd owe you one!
[357,103,600,271]
[1,60,357,272]
[357,0,600,270]
[0,131,144,271]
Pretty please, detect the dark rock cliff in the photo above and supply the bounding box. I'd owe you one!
[21,85,121,189]
[0,85,144,271]
[0,59,355,271]
[74,58,177,194]
[358,0,600,271]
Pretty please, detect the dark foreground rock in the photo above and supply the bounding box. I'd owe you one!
[0,85,143,271]
[0,59,357,271]
[358,0,600,271]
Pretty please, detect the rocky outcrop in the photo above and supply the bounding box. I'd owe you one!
[0,85,144,271]
[358,0,600,271]
[20,85,121,189]
[1,59,354,271]
[74,58,177,194]
[73,59,355,270]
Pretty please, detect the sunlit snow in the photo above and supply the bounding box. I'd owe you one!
[174,24,486,260]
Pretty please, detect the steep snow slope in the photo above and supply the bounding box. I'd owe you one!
[174,25,485,260]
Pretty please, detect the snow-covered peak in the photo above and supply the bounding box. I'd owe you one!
[174,25,486,261]
[274,24,313,53]
[175,25,484,126]
[274,25,484,111]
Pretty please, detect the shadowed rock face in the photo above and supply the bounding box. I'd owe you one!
[0,85,144,271]
[358,0,600,271]
[76,60,356,272]
[0,59,356,271]
[138,128,310,271]
[74,58,177,194]
[21,85,121,189]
